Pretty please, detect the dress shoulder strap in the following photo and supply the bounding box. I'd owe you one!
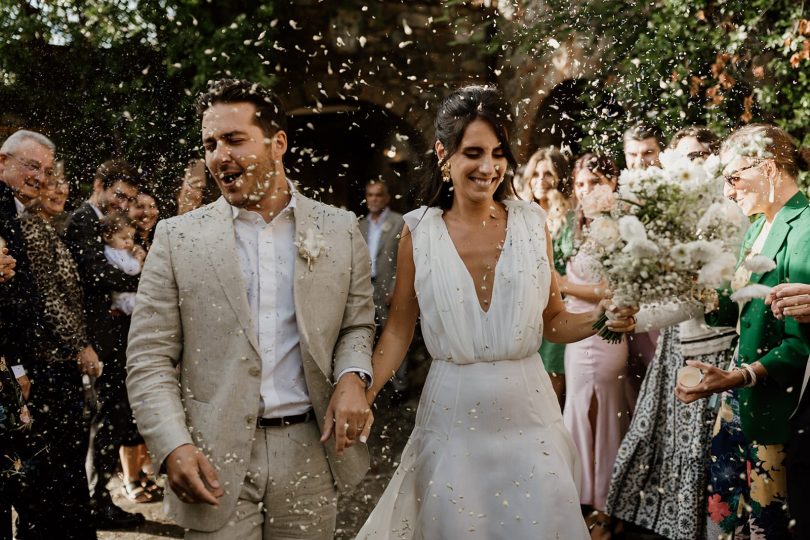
[403,206,442,236]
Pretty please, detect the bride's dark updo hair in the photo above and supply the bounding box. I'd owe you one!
[419,85,518,209]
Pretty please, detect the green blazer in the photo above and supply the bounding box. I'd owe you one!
[708,191,810,445]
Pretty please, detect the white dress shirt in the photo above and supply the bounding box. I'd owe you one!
[231,192,371,419]
[366,207,389,279]
[89,202,104,219]
[232,198,311,418]
[14,198,24,216]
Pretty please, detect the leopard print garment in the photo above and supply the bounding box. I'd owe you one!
[19,212,88,363]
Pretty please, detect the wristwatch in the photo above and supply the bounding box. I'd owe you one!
[353,371,371,388]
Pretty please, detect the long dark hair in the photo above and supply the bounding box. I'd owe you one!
[418,85,518,210]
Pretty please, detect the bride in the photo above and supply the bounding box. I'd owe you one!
[356,85,637,539]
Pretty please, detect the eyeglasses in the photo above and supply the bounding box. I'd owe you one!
[112,190,138,205]
[5,154,55,179]
[41,178,68,190]
[723,162,761,187]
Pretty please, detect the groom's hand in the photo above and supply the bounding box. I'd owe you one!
[165,443,224,506]
[321,373,373,456]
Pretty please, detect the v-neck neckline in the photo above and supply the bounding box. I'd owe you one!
[439,203,511,315]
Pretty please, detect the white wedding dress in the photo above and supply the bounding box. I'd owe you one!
[357,200,589,539]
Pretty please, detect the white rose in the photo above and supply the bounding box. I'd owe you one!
[624,238,660,258]
[618,215,647,242]
[589,217,621,248]
[702,154,723,178]
[659,149,687,170]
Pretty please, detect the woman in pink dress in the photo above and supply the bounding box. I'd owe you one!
[560,153,634,539]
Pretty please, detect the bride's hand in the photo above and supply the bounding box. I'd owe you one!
[359,407,374,444]
[599,299,638,333]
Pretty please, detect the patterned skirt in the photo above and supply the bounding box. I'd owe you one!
[606,325,731,540]
[706,389,792,540]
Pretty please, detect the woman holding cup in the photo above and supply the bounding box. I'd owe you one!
[675,124,810,538]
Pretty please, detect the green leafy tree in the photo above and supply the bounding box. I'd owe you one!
[494,0,809,166]
[0,0,279,201]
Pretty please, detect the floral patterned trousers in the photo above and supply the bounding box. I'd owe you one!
[706,389,792,540]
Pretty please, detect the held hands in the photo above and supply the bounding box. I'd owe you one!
[0,249,16,283]
[76,345,102,377]
[320,372,373,456]
[766,283,810,323]
[597,299,639,333]
[165,443,224,506]
[675,359,742,403]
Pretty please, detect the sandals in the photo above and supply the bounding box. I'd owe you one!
[139,470,164,500]
[121,481,152,503]
[586,511,615,540]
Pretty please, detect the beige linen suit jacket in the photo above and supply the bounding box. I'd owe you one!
[126,193,375,532]
[358,209,404,324]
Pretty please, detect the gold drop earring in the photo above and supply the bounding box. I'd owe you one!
[768,176,775,204]
[441,161,452,183]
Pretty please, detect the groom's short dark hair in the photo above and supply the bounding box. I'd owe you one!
[195,78,288,137]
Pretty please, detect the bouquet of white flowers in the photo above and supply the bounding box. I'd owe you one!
[582,151,748,342]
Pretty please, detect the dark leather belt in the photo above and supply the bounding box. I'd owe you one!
[257,409,315,428]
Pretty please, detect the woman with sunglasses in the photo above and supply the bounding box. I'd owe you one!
[675,123,810,539]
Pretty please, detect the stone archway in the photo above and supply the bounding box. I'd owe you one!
[499,35,605,162]
[285,100,426,217]
[528,78,589,157]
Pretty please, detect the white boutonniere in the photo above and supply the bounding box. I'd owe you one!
[295,228,326,271]
[381,221,392,233]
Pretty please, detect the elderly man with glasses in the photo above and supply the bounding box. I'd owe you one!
[0,129,101,539]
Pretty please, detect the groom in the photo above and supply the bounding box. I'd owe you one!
[126,78,375,539]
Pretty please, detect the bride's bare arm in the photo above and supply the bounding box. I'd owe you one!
[541,227,636,343]
[366,224,420,405]
[558,275,609,304]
